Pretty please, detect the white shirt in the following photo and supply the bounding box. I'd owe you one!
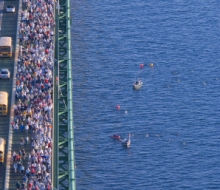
[25,125,29,130]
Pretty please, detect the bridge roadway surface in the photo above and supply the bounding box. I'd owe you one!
[0,0,56,189]
[0,0,20,189]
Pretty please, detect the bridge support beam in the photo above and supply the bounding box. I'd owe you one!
[53,0,76,189]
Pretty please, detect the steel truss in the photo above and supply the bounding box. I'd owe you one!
[53,0,76,189]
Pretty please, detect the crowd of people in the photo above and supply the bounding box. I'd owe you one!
[11,0,55,189]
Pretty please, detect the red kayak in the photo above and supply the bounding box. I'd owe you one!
[111,134,121,140]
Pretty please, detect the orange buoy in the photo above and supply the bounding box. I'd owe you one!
[116,105,121,110]
[140,64,144,68]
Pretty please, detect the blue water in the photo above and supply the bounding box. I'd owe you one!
[71,1,220,189]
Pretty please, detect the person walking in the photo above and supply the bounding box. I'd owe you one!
[22,149,26,159]
[26,167,30,178]
[25,136,29,145]
[28,153,31,162]
[30,167,35,177]
[20,138,25,147]
[23,175,28,184]
[16,181,21,190]
[15,123,19,133]
[14,162,18,173]
[20,164,25,174]
[13,123,18,134]
[13,151,17,162]
[16,154,21,162]
[17,161,21,172]
[20,122,25,133]
[19,149,22,158]
[21,182,26,189]
[25,123,29,134]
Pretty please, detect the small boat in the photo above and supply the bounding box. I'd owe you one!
[111,134,121,140]
[121,134,131,147]
[133,80,143,90]
[121,138,131,147]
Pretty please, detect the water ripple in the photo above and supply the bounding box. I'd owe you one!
[72,0,220,189]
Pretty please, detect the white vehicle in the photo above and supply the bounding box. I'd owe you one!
[0,69,10,79]
[6,6,15,13]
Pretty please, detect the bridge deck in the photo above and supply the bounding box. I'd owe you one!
[2,0,76,189]
[3,0,54,189]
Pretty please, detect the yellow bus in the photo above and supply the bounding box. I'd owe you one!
[0,37,12,57]
[0,138,5,163]
[0,91,8,115]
